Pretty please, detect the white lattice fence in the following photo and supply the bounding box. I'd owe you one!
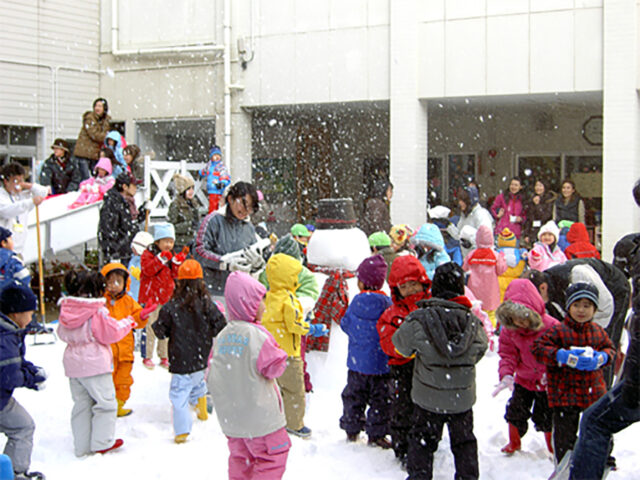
[143,157,209,217]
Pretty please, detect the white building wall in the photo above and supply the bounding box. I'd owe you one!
[418,1,603,99]
[0,0,101,145]
[601,0,640,260]
[241,0,389,106]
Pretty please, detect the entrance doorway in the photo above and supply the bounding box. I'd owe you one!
[296,126,332,222]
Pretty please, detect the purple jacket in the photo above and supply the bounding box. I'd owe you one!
[57,297,134,378]
[497,279,559,391]
[491,192,526,239]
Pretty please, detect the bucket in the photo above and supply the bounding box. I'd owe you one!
[315,198,357,229]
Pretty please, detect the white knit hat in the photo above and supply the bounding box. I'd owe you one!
[537,220,560,241]
[131,231,154,255]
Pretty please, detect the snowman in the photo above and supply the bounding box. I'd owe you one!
[304,198,370,361]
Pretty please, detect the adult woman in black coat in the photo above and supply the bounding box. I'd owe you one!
[360,179,393,237]
[98,173,140,266]
[522,180,557,247]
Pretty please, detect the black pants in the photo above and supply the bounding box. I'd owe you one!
[407,405,478,480]
[505,383,552,436]
[389,362,414,459]
[339,370,392,439]
[552,406,583,465]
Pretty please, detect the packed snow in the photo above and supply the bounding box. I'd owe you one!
[11,276,640,479]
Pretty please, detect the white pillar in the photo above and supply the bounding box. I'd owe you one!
[230,110,253,182]
[389,0,428,229]
[602,0,640,261]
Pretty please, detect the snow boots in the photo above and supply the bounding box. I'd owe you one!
[159,358,169,369]
[142,358,154,369]
[286,426,312,438]
[117,399,132,417]
[501,424,521,454]
[175,434,188,444]
[545,431,554,454]
[368,436,393,449]
[196,396,208,421]
[96,438,124,454]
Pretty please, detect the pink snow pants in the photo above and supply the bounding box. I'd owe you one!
[227,427,290,480]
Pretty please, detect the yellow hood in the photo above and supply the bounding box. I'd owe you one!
[266,253,302,293]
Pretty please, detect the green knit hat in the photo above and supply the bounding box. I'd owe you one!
[368,231,392,248]
[274,234,302,261]
[290,223,311,237]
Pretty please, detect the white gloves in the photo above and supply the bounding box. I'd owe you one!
[491,375,514,397]
[34,367,48,390]
[242,247,266,272]
[220,258,252,273]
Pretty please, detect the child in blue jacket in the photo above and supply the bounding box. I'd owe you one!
[0,284,46,480]
[339,254,393,448]
[0,227,31,292]
[199,145,230,213]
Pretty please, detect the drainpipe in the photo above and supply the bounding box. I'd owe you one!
[111,0,223,56]
[222,0,246,177]
[224,0,232,174]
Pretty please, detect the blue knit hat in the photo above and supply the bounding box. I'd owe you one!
[153,222,175,241]
[565,282,599,310]
[0,284,37,314]
[209,145,222,159]
[0,226,12,244]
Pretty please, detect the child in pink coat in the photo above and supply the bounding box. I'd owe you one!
[208,271,290,480]
[57,270,135,457]
[69,157,114,209]
[463,225,507,325]
[492,279,559,455]
[528,220,567,271]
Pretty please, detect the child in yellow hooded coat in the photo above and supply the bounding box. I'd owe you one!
[101,263,157,416]
[261,253,328,438]
[496,228,527,302]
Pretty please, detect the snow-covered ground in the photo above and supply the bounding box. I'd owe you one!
[12,278,640,479]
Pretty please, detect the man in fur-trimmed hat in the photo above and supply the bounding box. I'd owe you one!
[39,138,83,194]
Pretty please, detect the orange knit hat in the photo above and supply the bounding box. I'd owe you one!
[178,259,203,280]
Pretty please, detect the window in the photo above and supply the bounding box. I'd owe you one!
[0,125,39,175]
[516,155,562,193]
[447,153,477,204]
[136,119,216,162]
[517,153,603,229]
[427,156,444,207]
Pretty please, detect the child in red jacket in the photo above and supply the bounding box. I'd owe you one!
[376,255,431,464]
[139,223,186,369]
[532,282,615,466]
[564,222,600,260]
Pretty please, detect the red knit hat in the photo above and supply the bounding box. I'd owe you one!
[178,259,203,280]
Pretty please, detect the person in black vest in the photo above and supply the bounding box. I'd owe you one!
[553,179,585,225]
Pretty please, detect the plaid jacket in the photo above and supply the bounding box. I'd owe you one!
[532,316,615,408]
